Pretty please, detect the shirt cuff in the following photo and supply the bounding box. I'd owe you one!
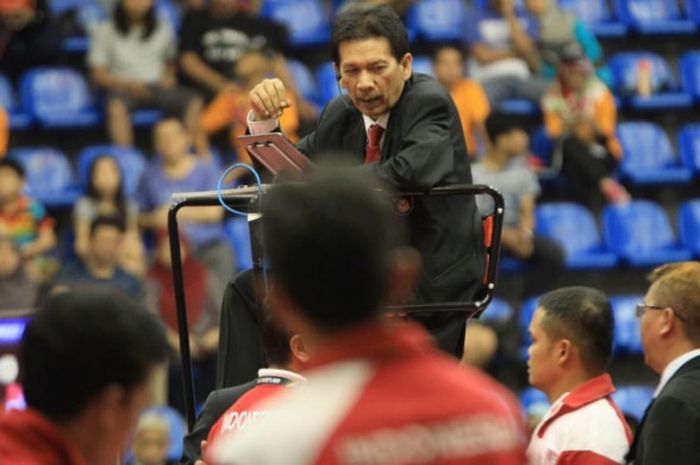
[247,110,279,135]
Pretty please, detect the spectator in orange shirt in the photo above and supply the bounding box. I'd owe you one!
[199,47,299,176]
[542,49,629,205]
[432,45,490,157]
[0,106,8,157]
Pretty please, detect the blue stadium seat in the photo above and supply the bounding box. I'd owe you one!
[0,74,31,129]
[535,203,618,269]
[688,0,700,23]
[603,200,693,266]
[8,147,80,207]
[617,122,693,185]
[680,50,700,102]
[260,0,331,47]
[479,297,514,323]
[224,218,254,272]
[48,0,90,15]
[499,256,527,273]
[679,199,700,256]
[613,0,696,34]
[498,99,539,116]
[406,0,467,42]
[287,59,319,106]
[558,0,627,37]
[157,0,181,31]
[612,385,654,422]
[609,295,644,354]
[62,2,108,53]
[678,123,700,174]
[20,67,101,128]
[519,387,550,416]
[77,145,147,199]
[609,52,692,110]
[315,62,341,107]
[530,127,554,167]
[131,108,164,127]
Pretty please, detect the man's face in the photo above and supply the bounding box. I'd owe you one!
[89,226,122,268]
[496,128,530,158]
[337,37,412,120]
[432,47,463,90]
[527,308,561,391]
[154,120,190,164]
[639,284,665,373]
[133,427,169,465]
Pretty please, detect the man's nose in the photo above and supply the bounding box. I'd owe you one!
[357,70,375,90]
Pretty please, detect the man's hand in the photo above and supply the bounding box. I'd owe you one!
[249,78,291,121]
[501,228,534,259]
[194,440,209,465]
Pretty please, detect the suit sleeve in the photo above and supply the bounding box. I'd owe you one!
[180,391,223,465]
[638,394,698,465]
[366,88,455,191]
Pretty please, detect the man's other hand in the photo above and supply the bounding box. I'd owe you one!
[249,78,291,121]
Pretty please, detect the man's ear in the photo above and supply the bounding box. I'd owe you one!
[333,63,345,89]
[556,339,572,366]
[289,334,310,363]
[400,53,413,81]
[659,307,675,337]
[385,247,421,306]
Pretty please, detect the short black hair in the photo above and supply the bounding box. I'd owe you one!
[262,165,404,331]
[332,4,409,66]
[21,289,168,421]
[431,43,465,62]
[485,112,525,145]
[0,159,25,178]
[261,315,292,366]
[538,286,614,373]
[90,215,126,237]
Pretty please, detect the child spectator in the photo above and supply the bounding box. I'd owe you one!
[138,118,233,301]
[0,159,56,282]
[74,154,145,277]
[431,45,490,157]
[128,412,174,465]
[199,46,299,172]
[0,235,36,310]
[542,52,630,205]
[88,0,203,148]
[54,216,144,301]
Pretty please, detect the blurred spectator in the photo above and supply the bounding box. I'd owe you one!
[128,412,174,465]
[431,44,490,157]
[54,216,145,300]
[339,0,415,15]
[0,289,168,465]
[0,235,36,309]
[178,0,316,120]
[524,0,612,85]
[0,159,56,282]
[527,287,631,464]
[138,118,233,310]
[0,105,7,157]
[473,113,564,297]
[88,0,204,148]
[542,53,630,205]
[0,0,59,83]
[462,320,499,368]
[74,154,145,277]
[465,0,548,106]
[199,46,299,172]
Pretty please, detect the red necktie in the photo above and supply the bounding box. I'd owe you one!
[364,124,384,164]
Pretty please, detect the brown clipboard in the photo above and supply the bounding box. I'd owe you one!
[238,133,312,181]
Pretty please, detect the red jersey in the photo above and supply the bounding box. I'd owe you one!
[212,322,528,465]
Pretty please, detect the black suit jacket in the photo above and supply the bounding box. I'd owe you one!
[180,380,257,465]
[296,73,485,355]
[627,355,700,465]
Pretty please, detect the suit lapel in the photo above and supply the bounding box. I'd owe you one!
[342,116,367,163]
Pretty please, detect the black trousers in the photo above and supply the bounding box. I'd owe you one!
[504,236,565,297]
[561,136,618,204]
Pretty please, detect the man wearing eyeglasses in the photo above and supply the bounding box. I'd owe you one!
[626,261,700,465]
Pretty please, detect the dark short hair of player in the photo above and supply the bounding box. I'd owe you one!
[331,4,410,66]
[538,286,615,373]
[261,315,292,367]
[21,289,168,421]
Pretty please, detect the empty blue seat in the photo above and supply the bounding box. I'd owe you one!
[260,0,331,47]
[287,59,319,106]
[558,0,627,37]
[612,385,654,422]
[20,67,101,128]
[679,199,700,256]
[498,99,539,116]
[48,0,90,15]
[406,0,467,42]
[8,147,80,207]
[536,203,618,269]
[680,50,700,101]
[613,0,696,34]
[479,297,514,323]
[678,123,700,173]
[316,62,341,107]
[609,52,692,110]
[499,256,527,273]
[609,295,644,354]
[77,145,147,198]
[224,218,253,272]
[0,74,31,129]
[687,0,700,23]
[617,122,693,184]
[603,200,693,266]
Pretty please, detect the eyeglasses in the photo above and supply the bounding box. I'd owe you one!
[635,304,687,322]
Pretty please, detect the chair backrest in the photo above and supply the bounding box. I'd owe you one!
[617,121,677,170]
[286,60,319,105]
[679,199,700,254]
[614,0,685,24]
[0,74,17,113]
[603,200,678,256]
[611,385,654,422]
[687,0,700,20]
[678,123,700,172]
[316,62,341,107]
[77,145,147,198]
[609,295,644,353]
[609,52,673,95]
[559,0,615,24]
[406,0,467,41]
[535,203,604,256]
[8,147,75,198]
[480,297,514,323]
[156,0,181,31]
[260,0,331,47]
[20,67,95,119]
[680,51,700,98]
